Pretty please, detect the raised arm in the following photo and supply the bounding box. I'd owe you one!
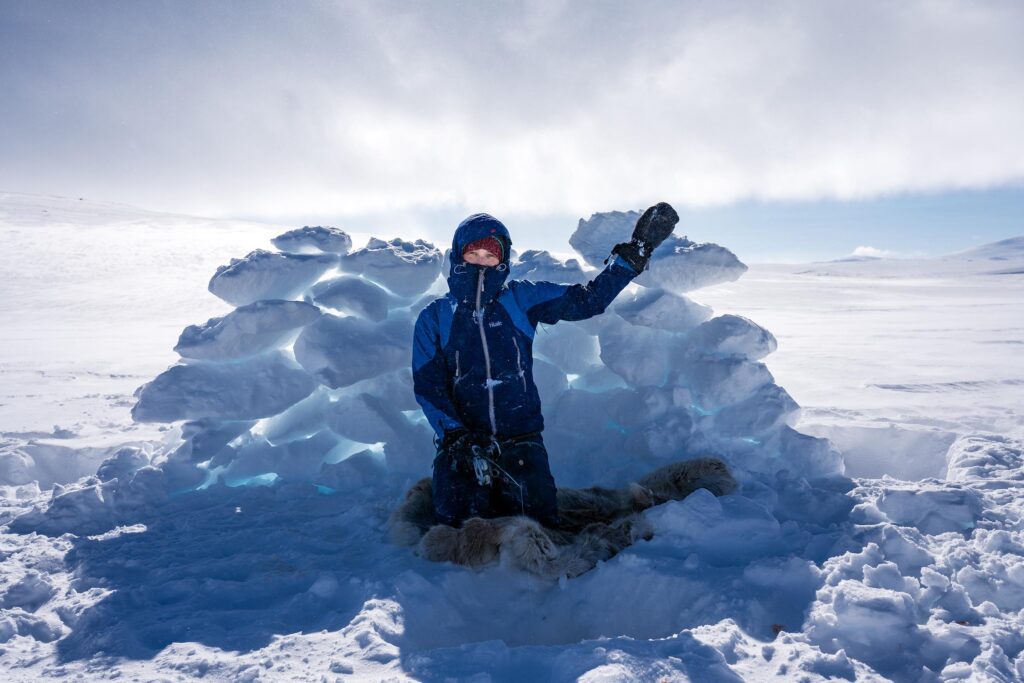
[517,201,680,327]
[516,255,639,327]
[412,305,464,439]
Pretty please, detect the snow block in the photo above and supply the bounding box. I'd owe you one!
[569,210,642,267]
[132,352,316,422]
[339,237,443,297]
[354,368,419,412]
[174,418,256,461]
[307,275,391,322]
[762,426,845,480]
[208,249,337,306]
[218,430,343,484]
[673,355,774,410]
[687,314,777,360]
[315,450,386,492]
[642,409,694,460]
[96,446,150,482]
[175,300,322,361]
[599,318,676,387]
[614,287,713,333]
[260,386,331,445]
[382,419,435,474]
[532,358,570,405]
[326,393,397,444]
[534,321,601,375]
[709,382,800,437]
[648,488,784,565]
[635,240,748,293]
[0,447,35,486]
[570,211,747,292]
[545,387,650,485]
[875,484,983,534]
[271,225,353,254]
[510,249,589,285]
[293,314,412,389]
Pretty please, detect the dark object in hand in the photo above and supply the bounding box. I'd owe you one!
[610,202,679,273]
[441,428,489,471]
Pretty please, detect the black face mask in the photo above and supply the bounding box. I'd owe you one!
[446,261,510,306]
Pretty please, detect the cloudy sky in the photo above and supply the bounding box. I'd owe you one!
[2,0,1023,261]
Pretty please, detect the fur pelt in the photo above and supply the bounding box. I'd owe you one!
[388,456,737,580]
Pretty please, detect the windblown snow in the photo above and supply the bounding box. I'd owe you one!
[2,192,1023,681]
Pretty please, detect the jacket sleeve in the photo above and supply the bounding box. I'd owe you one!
[516,255,639,327]
[412,305,465,439]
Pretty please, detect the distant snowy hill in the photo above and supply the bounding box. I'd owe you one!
[943,235,1024,272]
[792,234,1024,277]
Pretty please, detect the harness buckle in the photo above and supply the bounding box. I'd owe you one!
[472,454,492,487]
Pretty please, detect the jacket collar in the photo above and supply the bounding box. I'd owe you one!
[447,262,509,306]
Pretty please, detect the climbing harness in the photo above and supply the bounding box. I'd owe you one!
[469,437,526,517]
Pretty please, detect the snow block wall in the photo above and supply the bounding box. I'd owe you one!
[16,213,843,533]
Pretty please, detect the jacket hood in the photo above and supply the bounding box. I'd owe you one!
[447,213,513,305]
[450,214,512,269]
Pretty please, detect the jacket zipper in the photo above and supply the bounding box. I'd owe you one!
[511,336,527,391]
[475,268,498,435]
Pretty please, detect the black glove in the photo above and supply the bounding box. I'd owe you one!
[441,427,472,451]
[610,202,679,273]
[440,428,489,469]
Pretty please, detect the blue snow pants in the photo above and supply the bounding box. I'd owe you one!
[431,432,559,528]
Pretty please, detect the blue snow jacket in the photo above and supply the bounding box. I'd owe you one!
[412,213,639,441]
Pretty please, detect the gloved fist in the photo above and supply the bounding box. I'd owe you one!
[632,202,679,252]
[611,202,679,273]
[441,428,490,468]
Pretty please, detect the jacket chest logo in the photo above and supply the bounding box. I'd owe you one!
[488,321,503,328]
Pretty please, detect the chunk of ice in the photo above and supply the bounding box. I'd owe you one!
[208,249,337,306]
[307,275,390,322]
[175,300,321,361]
[688,314,777,360]
[132,352,316,422]
[614,287,713,333]
[340,237,443,297]
[293,314,412,389]
[272,225,353,254]
[510,250,589,285]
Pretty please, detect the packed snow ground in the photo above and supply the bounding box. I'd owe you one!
[2,193,1024,681]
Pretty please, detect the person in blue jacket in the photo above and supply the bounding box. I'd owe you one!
[412,203,679,528]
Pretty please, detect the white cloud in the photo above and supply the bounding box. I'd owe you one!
[851,246,894,258]
[2,0,1023,220]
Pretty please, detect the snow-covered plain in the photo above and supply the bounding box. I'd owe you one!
[2,193,1024,681]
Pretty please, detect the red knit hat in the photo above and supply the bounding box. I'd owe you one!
[463,236,506,263]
